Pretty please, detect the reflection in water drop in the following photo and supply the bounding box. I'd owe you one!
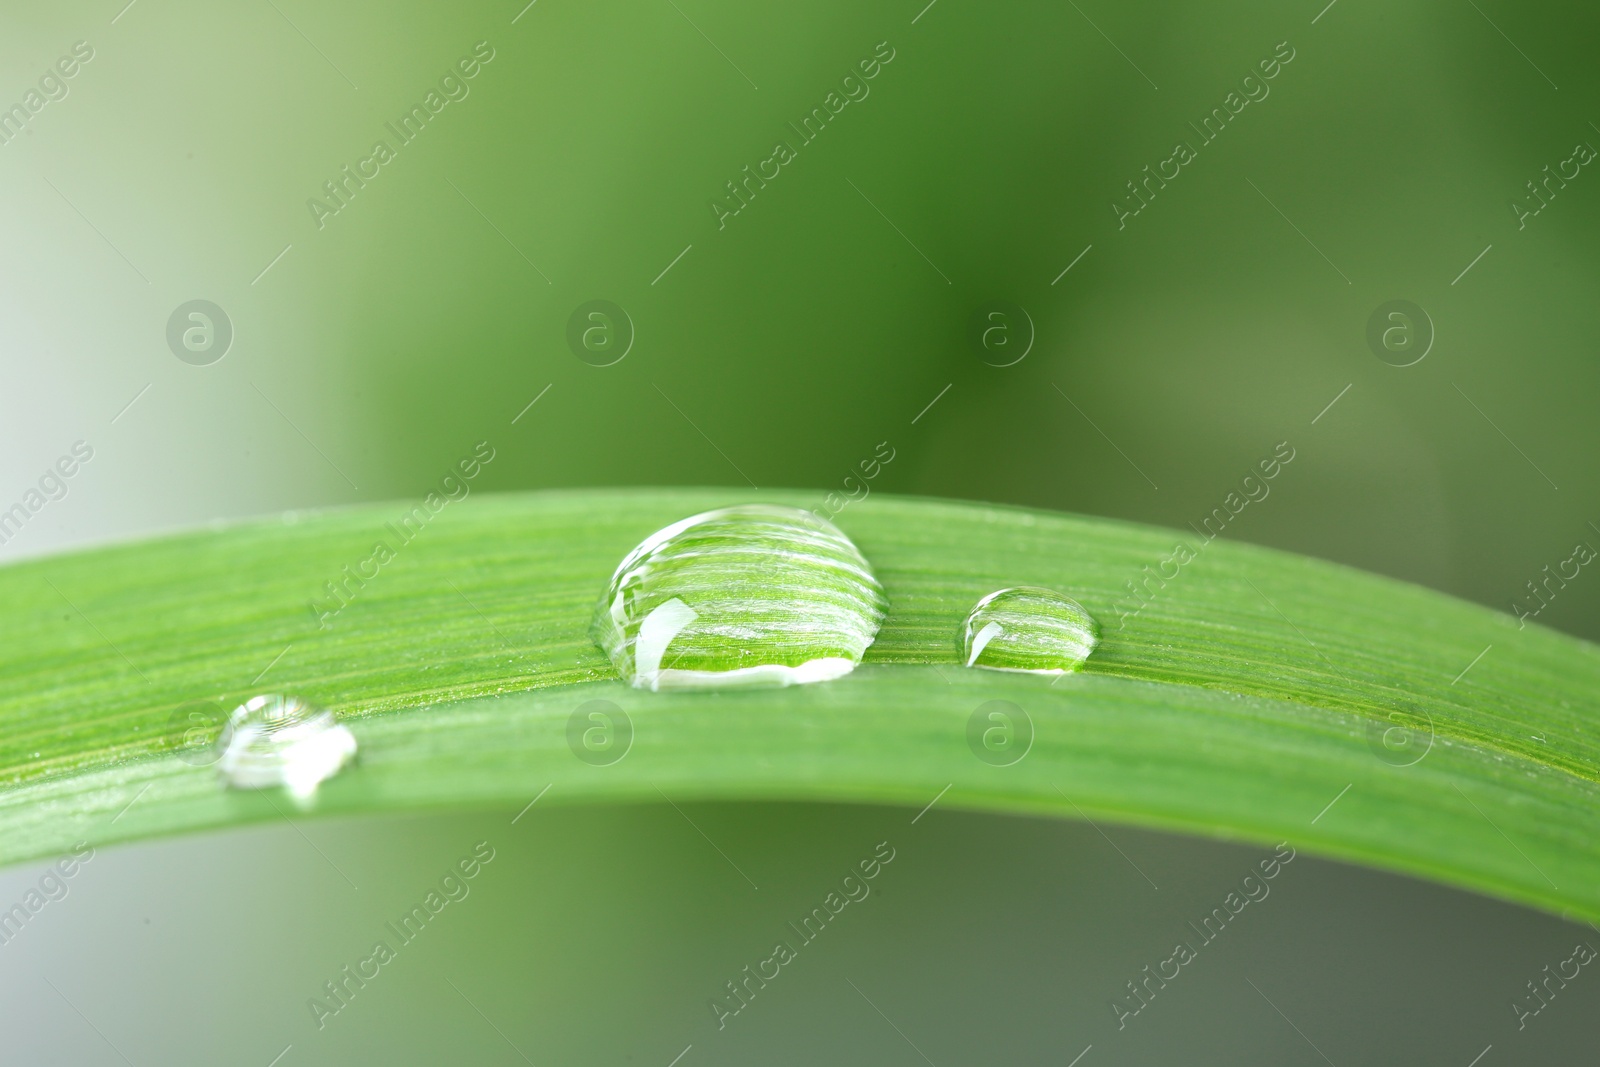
[960,586,1098,674]
[215,694,357,798]
[590,504,887,690]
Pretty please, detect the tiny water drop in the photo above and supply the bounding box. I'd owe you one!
[960,586,1098,674]
[215,694,357,798]
[591,504,887,690]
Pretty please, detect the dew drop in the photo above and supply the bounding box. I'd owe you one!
[591,504,887,690]
[215,694,357,798]
[960,586,1098,674]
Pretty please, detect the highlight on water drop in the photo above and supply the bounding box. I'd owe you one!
[215,693,357,798]
[590,504,887,690]
[960,586,1098,675]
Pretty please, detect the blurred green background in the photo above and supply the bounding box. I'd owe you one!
[2,0,1599,1060]
[6,0,1599,636]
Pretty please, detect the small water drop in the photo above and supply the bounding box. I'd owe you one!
[591,504,887,690]
[215,694,357,798]
[960,586,1098,674]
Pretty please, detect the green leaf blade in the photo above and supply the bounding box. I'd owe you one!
[1,490,1595,923]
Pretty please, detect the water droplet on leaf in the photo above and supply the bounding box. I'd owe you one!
[215,694,357,798]
[960,586,1098,674]
[591,504,887,690]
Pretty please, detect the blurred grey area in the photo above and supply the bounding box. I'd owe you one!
[0,803,1594,1066]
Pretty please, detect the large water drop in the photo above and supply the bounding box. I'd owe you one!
[960,586,1098,674]
[591,504,887,690]
[215,694,357,798]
